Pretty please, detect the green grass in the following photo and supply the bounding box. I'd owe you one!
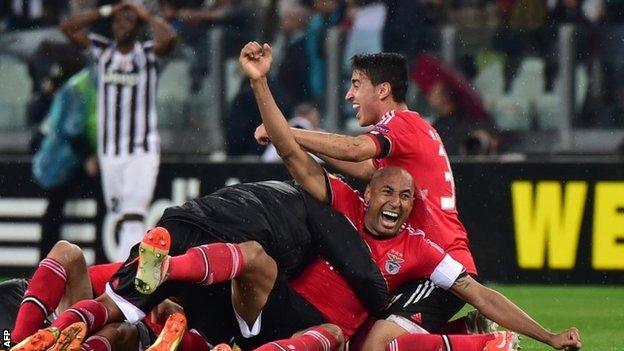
[456,285,624,351]
[1,277,620,349]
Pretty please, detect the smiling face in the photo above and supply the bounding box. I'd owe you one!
[364,167,415,237]
[345,70,385,126]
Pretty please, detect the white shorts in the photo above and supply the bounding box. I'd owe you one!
[99,153,159,217]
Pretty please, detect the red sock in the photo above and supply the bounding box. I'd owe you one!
[52,300,108,333]
[167,243,244,285]
[437,317,469,334]
[254,326,339,351]
[12,258,67,342]
[81,335,112,351]
[179,329,210,351]
[386,333,496,351]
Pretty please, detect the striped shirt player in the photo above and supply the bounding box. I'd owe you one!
[89,33,159,158]
[60,3,177,260]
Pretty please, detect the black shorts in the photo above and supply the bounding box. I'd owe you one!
[382,278,466,333]
[234,277,327,350]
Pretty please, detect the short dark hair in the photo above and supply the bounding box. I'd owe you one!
[351,53,408,103]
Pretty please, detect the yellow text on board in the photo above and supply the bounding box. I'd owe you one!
[511,181,624,270]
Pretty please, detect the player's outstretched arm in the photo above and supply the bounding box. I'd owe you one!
[60,5,122,48]
[241,42,329,203]
[450,275,582,350]
[255,123,377,181]
[291,128,378,162]
[315,154,376,181]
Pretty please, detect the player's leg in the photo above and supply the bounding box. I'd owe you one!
[221,240,277,330]
[232,278,329,350]
[355,279,464,351]
[135,229,248,294]
[360,320,518,351]
[82,322,143,351]
[139,237,272,328]
[117,153,159,261]
[254,323,344,351]
[12,241,92,343]
[383,331,519,351]
[99,155,125,261]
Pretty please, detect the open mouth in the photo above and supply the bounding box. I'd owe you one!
[380,210,399,228]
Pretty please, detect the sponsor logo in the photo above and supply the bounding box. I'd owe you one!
[103,71,138,86]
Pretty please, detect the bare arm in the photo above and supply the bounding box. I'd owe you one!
[291,128,378,162]
[450,275,582,350]
[129,4,178,56]
[59,8,105,48]
[241,43,329,203]
[315,154,376,181]
[255,123,377,180]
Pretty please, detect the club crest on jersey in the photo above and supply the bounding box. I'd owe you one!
[385,251,404,275]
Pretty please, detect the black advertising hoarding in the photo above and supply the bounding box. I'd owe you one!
[454,161,624,284]
[0,158,622,283]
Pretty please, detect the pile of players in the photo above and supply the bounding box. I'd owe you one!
[2,44,582,351]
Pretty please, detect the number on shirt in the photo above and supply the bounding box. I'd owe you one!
[430,130,456,211]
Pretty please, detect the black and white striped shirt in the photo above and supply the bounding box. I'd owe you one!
[89,33,159,156]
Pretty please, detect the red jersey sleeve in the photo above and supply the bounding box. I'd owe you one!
[326,173,363,226]
[409,229,464,289]
[367,111,422,161]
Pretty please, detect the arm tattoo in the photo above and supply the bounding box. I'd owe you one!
[453,276,471,290]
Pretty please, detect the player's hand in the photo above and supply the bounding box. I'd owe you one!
[239,42,272,80]
[151,298,184,324]
[254,123,270,145]
[549,327,581,350]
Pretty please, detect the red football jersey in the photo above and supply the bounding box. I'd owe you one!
[291,176,464,338]
[366,109,477,274]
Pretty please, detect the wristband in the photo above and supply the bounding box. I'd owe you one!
[99,5,113,17]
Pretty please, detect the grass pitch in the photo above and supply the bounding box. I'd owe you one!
[0,277,620,350]
[457,285,624,351]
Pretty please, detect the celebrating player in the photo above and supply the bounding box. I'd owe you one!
[242,41,582,351]
[13,181,389,351]
[7,240,207,351]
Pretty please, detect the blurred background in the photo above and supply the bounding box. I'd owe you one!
[0,1,623,349]
[2,0,624,156]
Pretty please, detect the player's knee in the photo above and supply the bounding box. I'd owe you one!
[239,240,268,266]
[49,240,85,268]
